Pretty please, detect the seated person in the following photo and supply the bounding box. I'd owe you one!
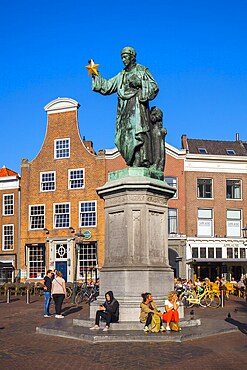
[139,292,165,333]
[163,291,181,331]
[237,278,245,296]
[90,290,119,332]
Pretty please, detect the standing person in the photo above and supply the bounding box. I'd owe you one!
[51,270,66,319]
[91,47,159,169]
[90,291,119,332]
[43,269,53,317]
[139,292,165,333]
[163,291,181,331]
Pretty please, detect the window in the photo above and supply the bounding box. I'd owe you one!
[78,242,97,281]
[226,179,241,199]
[208,248,214,258]
[54,203,70,228]
[2,224,14,250]
[226,209,241,237]
[40,172,55,192]
[165,177,178,198]
[29,205,45,229]
[168,208,178,235]
[192,247,198,258]
[27,244,45,279]
[197,209,213,237]
[216,248,222,258]
[54,138,70,159]
[226,149,236,155]
[200,248,206,258]
[68,169,85,189]
[3,194,14,215]
[79,201,97,227]
[240,248,246,258]
[198,148,207,154]
[197,179,212,198]
[227,248,233,258]
[55,243,68,259]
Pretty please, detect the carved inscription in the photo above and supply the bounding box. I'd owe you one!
[108,211,126,263]
[147,196,167,205]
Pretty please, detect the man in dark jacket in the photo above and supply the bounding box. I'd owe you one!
[90,290,119,332]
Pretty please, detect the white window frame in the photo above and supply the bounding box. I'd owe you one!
[2,193,14,216]
[197,178,213,199]
[27,245,45,279]
[54,202,70,229]
[226,179,242,200]
[164,177,178,198]
[68,168,85,190]
[2,224,14,250]
[226,209,241,237]
[197,208,214,237]
[29,204,45,230]
[54,138,70,159]
[40,171,56,192]
[168,208,178,235]
[79,201,97,228]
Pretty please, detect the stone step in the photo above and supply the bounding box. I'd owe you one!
[73,318,201,330]
[36,317,237,343]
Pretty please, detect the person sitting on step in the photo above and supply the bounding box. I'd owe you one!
[163,290,181,331]
[139,292,165,333]
[90,290,119,332]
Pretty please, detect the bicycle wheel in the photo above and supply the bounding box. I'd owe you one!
[66,287,72,299]
[209,294,221,308]
[199,295,211,308]
[75,292,84,305]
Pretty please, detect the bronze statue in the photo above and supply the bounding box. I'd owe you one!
[89,47,166,177]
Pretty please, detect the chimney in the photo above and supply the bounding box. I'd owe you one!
[236,133,240,141]
[181,134,188,151]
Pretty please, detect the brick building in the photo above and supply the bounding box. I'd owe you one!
[0,166,20,282]
[182,134,247,281]
[20,98,107,282]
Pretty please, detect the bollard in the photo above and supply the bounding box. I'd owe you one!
[26,288,30,304]
[221,289,224,308]
[7,288,10,303]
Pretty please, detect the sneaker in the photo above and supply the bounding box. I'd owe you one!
[143,326,149,333]
[160,326,166,332]
[55,315,64,319]
[44,314,50,318]
[90,325,100,330]
[166,325,171,331]
[102,326,109,332]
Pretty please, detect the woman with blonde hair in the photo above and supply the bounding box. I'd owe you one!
[51,270,66,318]
[163,291,180,331]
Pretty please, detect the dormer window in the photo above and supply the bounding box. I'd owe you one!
[226,149,236,155]
[198,148,207,154]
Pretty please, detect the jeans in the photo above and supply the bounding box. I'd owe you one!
[44,291,51,315]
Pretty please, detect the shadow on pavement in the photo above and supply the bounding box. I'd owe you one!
[225,317,247,335]
[62,305,82,316]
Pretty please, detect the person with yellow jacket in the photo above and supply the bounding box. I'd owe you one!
[139,292,165,333]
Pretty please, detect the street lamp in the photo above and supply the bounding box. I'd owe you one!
[71,230,85,304]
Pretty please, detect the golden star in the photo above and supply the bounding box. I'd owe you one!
[85,59,100,75]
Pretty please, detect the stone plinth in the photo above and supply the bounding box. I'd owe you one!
[90,170,176,321]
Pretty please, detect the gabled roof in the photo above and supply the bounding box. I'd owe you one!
[0,166,18,177]
[186,138,247,156]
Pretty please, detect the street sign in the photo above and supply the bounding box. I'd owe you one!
[83,230,92,240]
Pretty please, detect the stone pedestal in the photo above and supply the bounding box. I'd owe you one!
[90,169,176,321]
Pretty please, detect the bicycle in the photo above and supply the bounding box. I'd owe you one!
[183,286,212,308]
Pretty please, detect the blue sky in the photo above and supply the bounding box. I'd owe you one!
[1,0,247,173]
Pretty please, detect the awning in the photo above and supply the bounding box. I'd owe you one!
[187,258,247,264]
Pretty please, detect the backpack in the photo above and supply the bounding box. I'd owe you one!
[151,313,161,333]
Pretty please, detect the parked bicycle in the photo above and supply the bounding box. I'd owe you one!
[75,284,99,305]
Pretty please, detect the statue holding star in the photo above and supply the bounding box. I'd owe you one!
[85,47,166,179]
